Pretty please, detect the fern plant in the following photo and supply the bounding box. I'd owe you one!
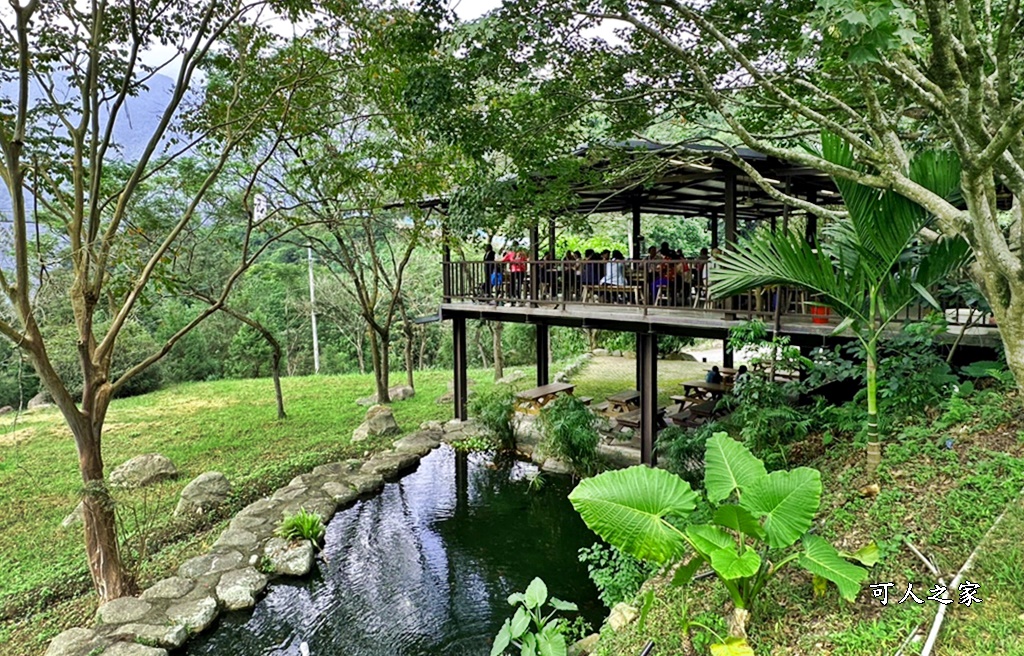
[276,509,326,546]
[471,387,518,451]
[541,395,601,476]
[569,433,868,649]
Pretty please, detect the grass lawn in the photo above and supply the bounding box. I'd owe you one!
[590,388,1024,656]
[0,367,513,656]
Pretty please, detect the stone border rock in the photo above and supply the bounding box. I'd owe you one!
[45,421,475,656]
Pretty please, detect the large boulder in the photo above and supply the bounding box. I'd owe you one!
[174,471,231,517]
[27,391,51,410]
[356,385,417,405]
[0,405,13,415]
[109,454,177,489]
[96,597,153,625]
[216,567,267,611]
[263,537,315,576]
[496,370,526,385]
[44,628,109,656]
[352,405,401,442]
[61,501,85,529]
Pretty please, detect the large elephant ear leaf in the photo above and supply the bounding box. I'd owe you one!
[704,433,767,504]
[740,467,821,548]
[569,466,697,564]
[798,535,869,602]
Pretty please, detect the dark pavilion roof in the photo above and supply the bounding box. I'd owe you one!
[404,140,843,221]
[565,140,840,220]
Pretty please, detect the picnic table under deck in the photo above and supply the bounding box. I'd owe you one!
[681,379,732,399]
[614,406,667,430]
[514,382,576,414]
[605,389,641,415]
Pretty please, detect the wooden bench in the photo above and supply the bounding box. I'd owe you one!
[578,397,593,406]
[581,284,643,304]
[514,382,575,414]
[614,407,667,430]
[689,400,719,418]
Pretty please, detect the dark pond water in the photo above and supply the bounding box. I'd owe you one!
[185,446,603,656]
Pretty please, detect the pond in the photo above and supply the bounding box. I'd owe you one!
[186,445,604,656]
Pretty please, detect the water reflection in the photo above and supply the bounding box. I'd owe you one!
[186,446,602,656]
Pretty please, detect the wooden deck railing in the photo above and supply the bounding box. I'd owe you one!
[441,259,989,326]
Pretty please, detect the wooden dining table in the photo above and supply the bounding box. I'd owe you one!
[514,382,575,414]
[680,379,731,399]
[605,389,641,415]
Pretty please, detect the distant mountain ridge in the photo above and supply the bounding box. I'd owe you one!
[0,72,187,215]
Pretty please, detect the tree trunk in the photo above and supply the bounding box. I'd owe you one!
[356,332,366,375]
[218,307,286,419]
[418,326,428,369]
[491,321,504,381]
[65,393,131,601]
[865,339,881,474]
[369,329,391,403]
[474,322,489,368]
[271,349,286,420]
[400,303,415,389]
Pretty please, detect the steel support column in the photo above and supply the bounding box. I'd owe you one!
[453,317,468,421]
[723,340,734,369]
[536,324,550,387]
[639,333,658,466]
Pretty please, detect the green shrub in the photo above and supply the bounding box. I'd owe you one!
[276,509,326,545]
[541,395,600,476]
[656,425,711,488]
[470,387,518,451]
[727,375,811,469]
[491,577,579,656]
[569,433,868,648]
[578,542,657,608]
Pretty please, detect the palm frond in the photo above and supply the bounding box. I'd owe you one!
[710,231,872,325]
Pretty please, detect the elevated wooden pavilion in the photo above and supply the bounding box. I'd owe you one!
[430,142,999,466]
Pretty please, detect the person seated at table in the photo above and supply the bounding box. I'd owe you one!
[601,249,626,286]
[705,365,723,385]
[581,249,603,287]
[736,364,749,381]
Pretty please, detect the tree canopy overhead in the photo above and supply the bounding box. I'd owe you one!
[393,0,1024,384]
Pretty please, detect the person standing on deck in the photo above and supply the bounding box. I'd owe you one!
[483,242,496,298]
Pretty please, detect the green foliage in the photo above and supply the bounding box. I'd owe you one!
[578,543,657,608]
[450,435,494,453]
[874,318,956,415]
[540,395,600,476]
[656,425,710,489]
[569,433,867,638]
[491,577,579,656]
[470,387,518,451]
[725,375,811,469]
[275,509,326,545]
[47,320,163,398]
[961,360,1015,386]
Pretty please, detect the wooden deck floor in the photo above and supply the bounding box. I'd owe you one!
[440,301,1002,348]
